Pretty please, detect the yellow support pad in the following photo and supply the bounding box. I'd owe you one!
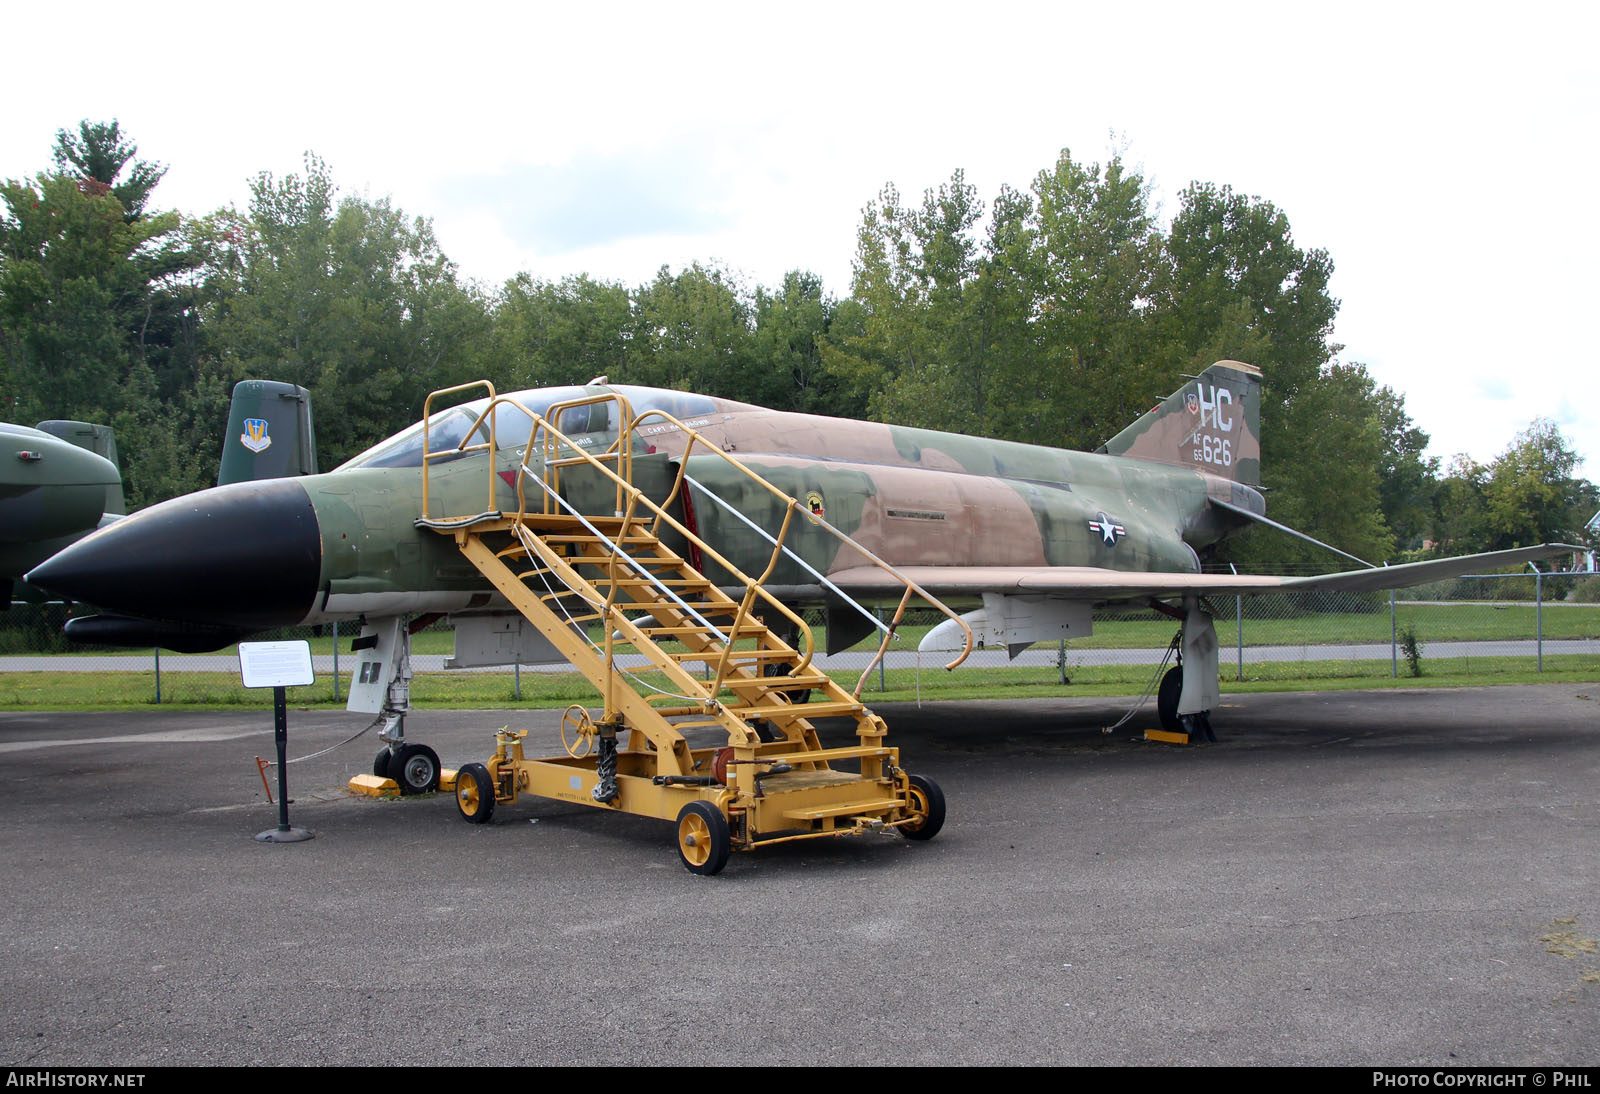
[347,774,398,798]
[1144,729,1190,745]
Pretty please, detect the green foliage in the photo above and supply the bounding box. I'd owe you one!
[492,272,633,390]
[1399,624,1424,677]
[1373,385,1439,550]
[1155,183,1389,568]
[0,164,213,504]
[629,262,758,396]
[1226,361,1396,568]
[7,120,1589,573]
[1028,152,1167,446]
[1160,182,1337,381]
[1480,420,1586,549]
[831,149,1417,568]
[831,153,1172,448]
[201,154,492,468]
[1429,420,1592,554]
[751,271,858,416]
[51,119,167,221]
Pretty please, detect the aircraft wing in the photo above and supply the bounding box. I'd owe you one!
[827,543,1581,605]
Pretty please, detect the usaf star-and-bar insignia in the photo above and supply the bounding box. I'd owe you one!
[1089,512,1126,547]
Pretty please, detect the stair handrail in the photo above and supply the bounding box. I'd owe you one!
[430,388,973,680]
[418,380,498,520]
[495,393,822,686]
[633,408,973,672]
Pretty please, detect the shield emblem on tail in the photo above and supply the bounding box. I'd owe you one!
[241,418,272,453]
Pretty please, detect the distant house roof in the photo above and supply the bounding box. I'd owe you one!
[1589,508,1600,533]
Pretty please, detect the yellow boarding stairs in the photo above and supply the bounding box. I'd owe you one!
[415,382,973,874]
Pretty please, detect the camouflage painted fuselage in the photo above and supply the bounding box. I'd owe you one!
[303,370,1266,622]
[26,365,1268,638]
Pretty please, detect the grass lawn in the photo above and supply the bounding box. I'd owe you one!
[4,654,1595,711]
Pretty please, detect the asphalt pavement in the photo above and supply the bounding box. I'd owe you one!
[2,684,1597,1066]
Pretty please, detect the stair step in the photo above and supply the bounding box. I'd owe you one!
[637,624,771,636]
[732,700,864,720]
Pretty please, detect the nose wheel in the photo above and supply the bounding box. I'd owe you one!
[391,743,441,795]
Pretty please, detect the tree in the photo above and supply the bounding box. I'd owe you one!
[1426,421,1594,556]
[831,152,1176,448]
[0,175,181,417]
[629,263,757,398]
[1159,183,1338,386]
[1372,385,1439,551]
[1479,420,1591,550]
[202,155,491,468]
[1430,454,1489,554]
[827,173,991,432]
[1251,362,1395,565]
[1158,183,1339,464]
[0,121,217,504]
[1156,183,1365,564]
[1024,150,1166,447]
[52,120,168,221]
[747,270,854,415]
[492,273,634,391]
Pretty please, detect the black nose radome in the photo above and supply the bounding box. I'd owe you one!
[27,478,321,632]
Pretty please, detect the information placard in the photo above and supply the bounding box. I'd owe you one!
[238,640,315,689]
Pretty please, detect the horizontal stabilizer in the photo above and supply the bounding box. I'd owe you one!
[1278,544,1586,594]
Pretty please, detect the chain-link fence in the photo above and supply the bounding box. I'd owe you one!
[4,572,1597,707]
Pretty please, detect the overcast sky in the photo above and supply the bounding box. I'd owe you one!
[5,0,1595,476]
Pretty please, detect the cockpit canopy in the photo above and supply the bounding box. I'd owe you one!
[337,385,724,470]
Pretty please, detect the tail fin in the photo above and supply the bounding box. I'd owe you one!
[35,420,124,516]
[1100,360,1261,487]
[218,380,317,486]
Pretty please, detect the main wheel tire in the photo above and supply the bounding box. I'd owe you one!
[900,774,946,841]
[373,748,394,780]
[392,743,441,795]
[676,801,731,876]
[455,762,496,824]
[1157,666,1183,735]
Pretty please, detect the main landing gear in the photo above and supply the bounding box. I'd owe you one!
[1153,600,1220,743]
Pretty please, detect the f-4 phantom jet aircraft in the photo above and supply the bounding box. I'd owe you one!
[28,362,1570,786]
